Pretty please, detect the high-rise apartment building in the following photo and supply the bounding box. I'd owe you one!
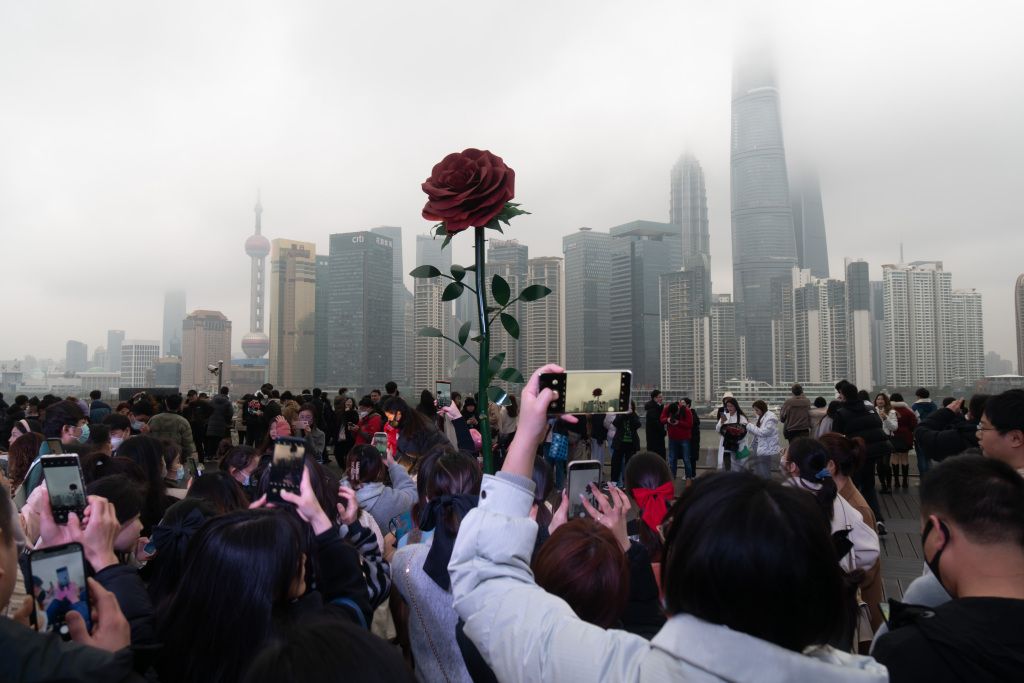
[106,330,125,374]
[659,267,712,402]
[790,170,830,279]
[949,289,985,385]
[670,152,710,284]
[180,310,232,392]
[162,290,187,357]
[314,255,331,387]
[327,232,394,391]
[792,269,848,385]
[120,340,160,388]
[371,226,411,389]
[711,294,745,396]
[609,221,676,389]
[563,228,611,370]
[65,340,88,373]
[269,239,317,390]
[487,239,529,376]
[883,261,953,387]
[731,58,799,381]
[770,275,797,385]
[523,257,564,379]
[1016,274,1024,374]
[845,259,873,389]
[412,235,453,391]
[869,281,886,388]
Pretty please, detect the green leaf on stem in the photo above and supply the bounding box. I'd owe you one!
[498,367,524,384]
[518,285,552,302]
[453,354,473,369]
[471,335,484,343]
[463,264,477,272]
[451,264,466,282]
[441,235,453,250]
[433,223,446,236]
[418,326,443,338]
[487,353,506,378]
[492,274,511,306]
[442,282,464,301]
[410,265,442,278]
[458,321,471,346]
[487,385,509,406]
[500,312,520,339]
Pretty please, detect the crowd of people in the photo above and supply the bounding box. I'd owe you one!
[0,371,1021,682]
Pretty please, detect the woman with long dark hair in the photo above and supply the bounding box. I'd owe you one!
[381,396,455,472]
[332,396,360,465]
[716,397,748,472]
[117,435,177,534]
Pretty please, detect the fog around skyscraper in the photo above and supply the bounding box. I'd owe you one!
[1,1,1022,363]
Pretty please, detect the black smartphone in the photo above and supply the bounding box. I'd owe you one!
[372,432,388,458]
[186,456,203,479]
[268,437,306,503]
[566,460,603,520]
[46,438,64,455]
[41,456,87,525]
[435,380,452,408]
[539,370,632,415]
[26,542,91,639]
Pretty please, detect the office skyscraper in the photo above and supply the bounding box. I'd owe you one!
[371,226,411,388]
[162,290,187,357]
[314,255,331,387]
[563,228,611,370]
[883,261,953,387]
[120,340,160,388]
[106,330,125,373]
[609,221,676,388]
[524,257,564,379]
[791,170,830,278]
[1017,274,1024,374]
[731,57,798,381]
[711,294,745,396]
[949,289,985,385]
[670,152,711,287]
[660,267,712,402]
[65,340,88,373]
[269,239,317,390]
[243,194,271,360]
[181,310,232,392]
[328,231,394,391]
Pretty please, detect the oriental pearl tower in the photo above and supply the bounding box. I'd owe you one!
[242,192,271,359]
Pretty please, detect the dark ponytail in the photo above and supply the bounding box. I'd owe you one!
[818,433,867,478]
[787,438,838,521]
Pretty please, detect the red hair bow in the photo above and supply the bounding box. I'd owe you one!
[632,481,674,532]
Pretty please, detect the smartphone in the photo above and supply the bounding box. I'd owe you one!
[186,456,203,479]
[26,542,92,639]
[46,438,64,455]
[879,601,891,624]
[567,460,603,520]
[41,456,87,525]
[388,510,414,542]
[539,370,632,415]
[435,380,452,408]
[372,432,388,458]
[268,437,306,503]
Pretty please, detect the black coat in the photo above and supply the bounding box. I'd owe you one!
[206,394,234,437]
[913,407,979,462]
[831,400,892,460]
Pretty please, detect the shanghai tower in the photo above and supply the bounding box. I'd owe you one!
[730,55,798,382]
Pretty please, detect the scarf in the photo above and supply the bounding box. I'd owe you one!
[632,481,674,532]
[417,494,478,591]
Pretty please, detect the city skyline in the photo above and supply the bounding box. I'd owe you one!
[2,2,1021,366]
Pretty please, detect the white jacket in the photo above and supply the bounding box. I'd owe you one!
[746,410,782,456]
[785,478,880,573]
[876,408,898,436]
[450,474,889,683]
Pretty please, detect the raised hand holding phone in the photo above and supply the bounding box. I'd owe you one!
[503,364,577,479]
[579,482,632,552]
[336,485,359,526]
[280,466,333,535]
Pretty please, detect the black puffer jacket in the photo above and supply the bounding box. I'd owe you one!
[913,407,979,462]
[832,400,892,460]
[206,394,234,438]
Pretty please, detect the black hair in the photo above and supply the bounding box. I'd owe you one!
[219,445,259,475]
[921,454,1024,548]
[857,390,870,402]
[941,396,956,408]
[146,498,217,610]
[385,381,398,395]
[381,396,434,441]
[505,395,519,418]
[722,397,745,418]
[86,474,144,525]
[813,396,827,409]
[115,435,169,531]
[650,389,661,400]
[967,394,989,420]
[346,444,385,488]
[165,394,183,411]
[890,392,905,402]
[826,400,842,418]
[792,384,804,396]
[186,471,250,514]
[837,382,858,401]
[786,437,839,521]
[41,400,85,439]
[417,389,436,414]
[242,613,413,683]
[87,423,110,448]
[298,403,320,430]
[662,472,851,651]
[101,412,131,432]
[624,451,673,562]
[220,386,230,395]
[683,397,692,407]
[983,389,1024,434]
[81,452,148,487]
[157,509,308,683]
[357,395,375,409]
[425,451,481,536]
[89,390,102,400]
[531,456,553,530]
[818,434,867,478]
[915,387,931,399]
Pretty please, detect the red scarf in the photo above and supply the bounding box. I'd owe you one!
[632,481,674,532]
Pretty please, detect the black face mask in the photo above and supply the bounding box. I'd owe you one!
[922,518,951,592]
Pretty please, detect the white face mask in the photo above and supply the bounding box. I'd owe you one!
[111,436,124,450]
[358,410,369,419]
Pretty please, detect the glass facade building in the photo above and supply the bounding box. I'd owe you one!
[562,228,611,370]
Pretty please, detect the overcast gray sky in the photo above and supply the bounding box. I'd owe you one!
[2,0,1022,364]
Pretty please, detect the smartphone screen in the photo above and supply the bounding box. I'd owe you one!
[268,437,305,503]
[372,432,388,457]
[27,542,91,639]
[187,457,202,479]
[567,460,603,520]
[539,371,632,415]
[389,510,414,541]
[46,438,64,455]
[42,456,87,524]
[435,381,452,408]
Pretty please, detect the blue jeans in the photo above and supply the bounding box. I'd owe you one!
[668,439,692,479]
[916,449,929,479]
[543,443,566,490]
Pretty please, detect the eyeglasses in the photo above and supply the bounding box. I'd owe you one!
[976,424,999,433]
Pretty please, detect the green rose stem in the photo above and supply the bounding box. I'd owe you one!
[473,226,495,474]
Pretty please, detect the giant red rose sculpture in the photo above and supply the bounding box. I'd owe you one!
[422,148,516,235]
[413,149,550,474]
